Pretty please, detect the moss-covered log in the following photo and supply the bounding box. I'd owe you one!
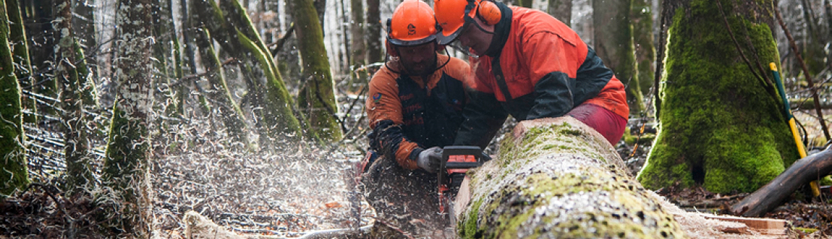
[638,0,800,194]
[547,0,572,27]
[455,117,685,238]
[6,0,35,123]
[56,0,94,195]
[100,0,154,235]
[288,0,343,141]
[593,0,645,115]
[631,0,655,98]
[0,0,29,196]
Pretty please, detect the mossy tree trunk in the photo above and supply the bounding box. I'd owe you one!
[515,0,532,8]
[631,0,655,98]
[455,118,684,238]
[100,0,154,235]
[73,0,99,106]
[547,0,572,27]
[593,0,644,115]
[366,0,382,63]
[637,0,800,194]
[7,0,35,123]
[0,0,29,197]
[192,0,308,144]
[289,0,343,141]
[56,0,93,195]
[195,28,250,145]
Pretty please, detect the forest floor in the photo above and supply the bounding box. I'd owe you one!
[2,109,831,238]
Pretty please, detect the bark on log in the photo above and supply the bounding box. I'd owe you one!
[454,117,686,238]
[730,145,832,217]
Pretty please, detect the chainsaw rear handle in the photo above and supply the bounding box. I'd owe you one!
[445,162,481,168]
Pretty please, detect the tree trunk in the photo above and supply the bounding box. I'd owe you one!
[0,0,29,196]
[73,0,97,83]
[100,0,154,235]
[154,0,184,116]
[515,0,532,8]
[28,0,56,116]
[56,0,93,195]
[593,0,644,115]
[290,0,343,141]
[193,0,308,144]
[547,0,572,27]
[195,27,250,145]
[7,0,35,123]
[348,0,367,91]
[631,0,655,98]
[455,117,685,238]
[366,0,381,63]
[637,0,800,194]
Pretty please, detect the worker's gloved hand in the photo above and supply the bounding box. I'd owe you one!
[417,147,443,173]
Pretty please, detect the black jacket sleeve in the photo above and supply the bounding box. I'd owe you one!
[526,72,577,120]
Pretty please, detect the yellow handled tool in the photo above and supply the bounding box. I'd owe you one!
[770,62,820,197]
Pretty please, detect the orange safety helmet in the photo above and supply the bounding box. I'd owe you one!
[387,0,439,47]
[434,0,501,44]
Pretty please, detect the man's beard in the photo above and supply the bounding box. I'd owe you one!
[403,56,437,78]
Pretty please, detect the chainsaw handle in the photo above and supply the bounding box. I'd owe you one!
[445,162,481,168]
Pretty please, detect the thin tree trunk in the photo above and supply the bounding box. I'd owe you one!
[56,0,93,195]
[366,0,381,63]
[73,0,97,81]
[289,0,343,141]
[29,0,56,116]
[638,0,800,194]
[593,0,644,115]
[455,118,685,237]
[547,0,572,27]
[350,0,365,68]
[631,0,655,98]
[7,0,35,123]
[0,0,29,196]
[100,0,154,235]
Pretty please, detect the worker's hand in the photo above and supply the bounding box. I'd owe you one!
[417,147,443,173]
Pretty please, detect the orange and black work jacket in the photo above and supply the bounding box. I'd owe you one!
[366,54,472,170]
[454,3,629,149]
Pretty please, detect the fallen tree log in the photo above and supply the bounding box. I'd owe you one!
[453,117,686,238]
[730,145,832,217]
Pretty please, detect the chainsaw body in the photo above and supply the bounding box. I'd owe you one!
[438,146,489,223]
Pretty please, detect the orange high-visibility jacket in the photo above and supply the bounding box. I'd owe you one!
[455,3,629,148]
[367,54,472,169]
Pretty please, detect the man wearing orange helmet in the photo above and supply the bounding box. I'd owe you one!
[360,0,470,237]
[434,0,629,148]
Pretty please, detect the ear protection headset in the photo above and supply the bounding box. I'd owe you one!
[467,0,501,26]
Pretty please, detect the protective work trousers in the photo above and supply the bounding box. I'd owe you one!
[361,154,454,238]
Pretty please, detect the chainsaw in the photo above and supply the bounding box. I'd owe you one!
[437,146,491,224]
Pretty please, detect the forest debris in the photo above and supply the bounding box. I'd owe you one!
[183,210,244,239]
[700,214,786,235]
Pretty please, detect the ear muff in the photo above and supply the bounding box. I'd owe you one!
[476,0,501,26]
[385,18,399,58]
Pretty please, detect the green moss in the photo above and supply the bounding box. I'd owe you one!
[0,0,29,196]
[638,0,798,193]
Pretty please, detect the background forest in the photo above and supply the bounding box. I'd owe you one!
[0,0,830,237]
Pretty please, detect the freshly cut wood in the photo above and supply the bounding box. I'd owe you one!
[699,214,785,235]
[730,145,832,217]
[454,117,685,238]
